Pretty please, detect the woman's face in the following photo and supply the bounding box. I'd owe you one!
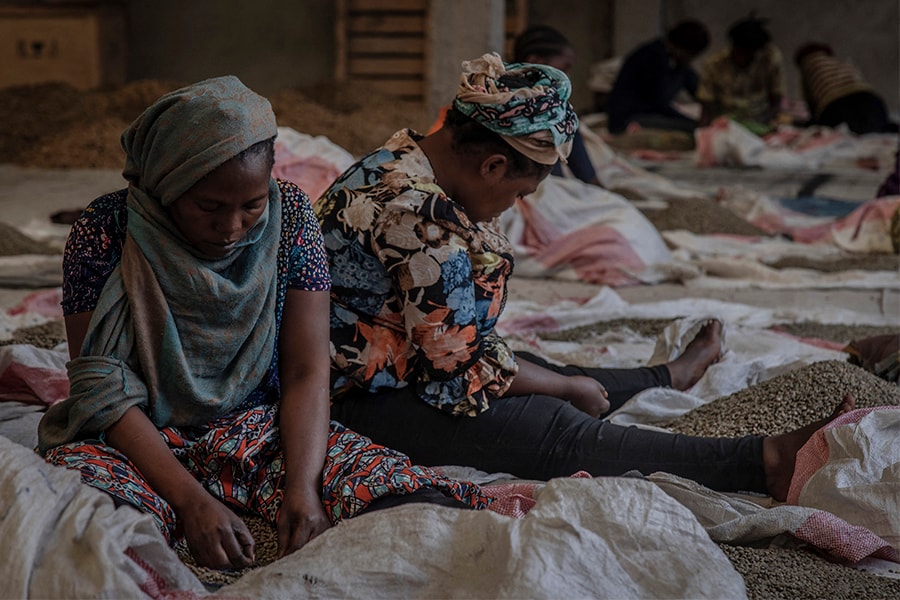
[457,165,543,223]
[168,152,271,258]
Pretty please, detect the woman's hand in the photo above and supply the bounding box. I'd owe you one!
[180,492,256,570]
[105,407,255,570]
[560,375,609,417]
[276,486,331,558]
[506,357,609,417]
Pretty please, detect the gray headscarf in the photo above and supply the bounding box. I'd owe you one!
[39,76,281,453]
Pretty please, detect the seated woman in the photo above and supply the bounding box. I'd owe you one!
[316,53,853,503]
[605,19,710,134]
[794,42,894,135]
[38,76,491,571]
[697,13,785,135]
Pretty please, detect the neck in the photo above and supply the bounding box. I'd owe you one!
[417,128,460,199]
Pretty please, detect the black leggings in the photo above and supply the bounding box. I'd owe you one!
[332,355,767,494]
[818,91,891,135]
[515,351,672,415]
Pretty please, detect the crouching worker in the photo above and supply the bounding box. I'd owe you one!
[38,76,491,571]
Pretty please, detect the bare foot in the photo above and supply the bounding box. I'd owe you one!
[666,320,723,390]
[763,394,856,502]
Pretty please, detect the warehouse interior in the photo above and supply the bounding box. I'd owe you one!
[1,0,899,598]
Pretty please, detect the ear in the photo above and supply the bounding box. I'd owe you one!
[479,153,509,182]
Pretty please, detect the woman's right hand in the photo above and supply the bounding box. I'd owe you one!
[561,375,610,417]
[179,492,256,570]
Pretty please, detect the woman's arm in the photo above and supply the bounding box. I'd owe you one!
[66,311,255,570]
[63,312,93,360]
[505,355,609,417]
[106,407,256,569]
[275,289,332,557]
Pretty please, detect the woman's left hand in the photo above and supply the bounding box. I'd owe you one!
[276,486,332,558]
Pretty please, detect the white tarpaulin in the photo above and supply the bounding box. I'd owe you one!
[498,175,696,286]
[215,477,748,599]
[495,286,895,426]
[1,434,749,599]
[0,436,205,599]
[789,407,900,552]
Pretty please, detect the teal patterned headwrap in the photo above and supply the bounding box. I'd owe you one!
[452,53,578,165]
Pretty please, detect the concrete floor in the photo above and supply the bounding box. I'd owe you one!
[0,165,125,228]
[1,163,897,323]
[507,277,899,323]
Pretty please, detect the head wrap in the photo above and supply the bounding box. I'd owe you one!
[452,52,578,165]
[39,76,281,452]
[122,74,278,206]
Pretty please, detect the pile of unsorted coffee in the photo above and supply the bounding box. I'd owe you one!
[720,545,900,599]
[0,222,59,256]
[0,80,182,168]
[538,317,673,341]
[0,80,431,169]
[775,321,900,344]
[176,515,279,588]
[639,196,768,236]
[539,318,898,348]
[0,320,66,349]
[269,81,431,157]
[663,360,900,437]
[770,253,900,273]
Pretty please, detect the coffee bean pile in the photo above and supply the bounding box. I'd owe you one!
[176,515,279,588]
[0,80,430,169]
[663,360,900,437]
[0,222,58,256]
[0,319,66,349]
[720,544,900,600]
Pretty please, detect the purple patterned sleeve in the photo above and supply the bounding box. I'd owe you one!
[61,191,129,316]
[280,182,331,291]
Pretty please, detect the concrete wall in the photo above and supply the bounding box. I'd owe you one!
[125,0,335,95]
[120,0,897,116]
[605,0,899,114]
[426,0,505,116]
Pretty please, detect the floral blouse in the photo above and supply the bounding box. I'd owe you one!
[316,130,519,416]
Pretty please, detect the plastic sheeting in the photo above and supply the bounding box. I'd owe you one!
[789,407,900,553]
[650,470,897,564]
[497,286,859,415]
[215,477,748,599]
[0,436,205,599]
[272,126,355,202]
[498,175,695,286]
